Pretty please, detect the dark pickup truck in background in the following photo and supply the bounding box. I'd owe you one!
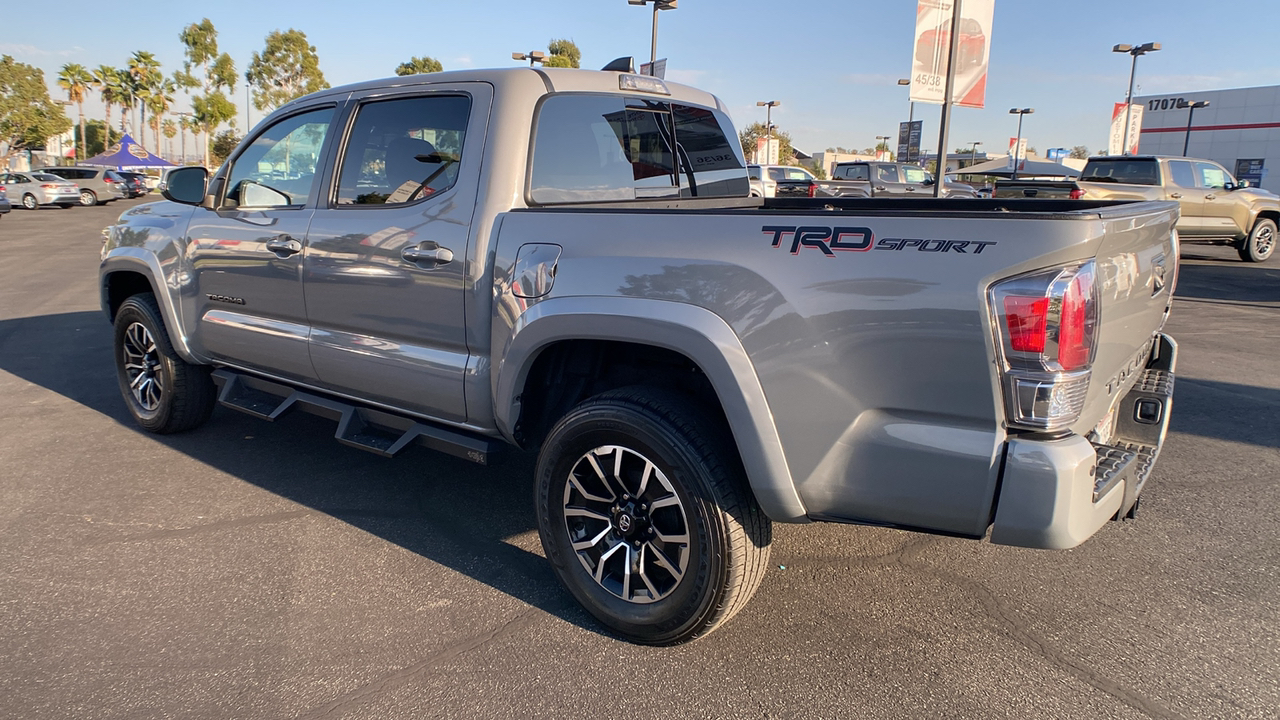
[827,161,978,198]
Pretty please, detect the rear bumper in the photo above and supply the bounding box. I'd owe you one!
[990,333,1177,549]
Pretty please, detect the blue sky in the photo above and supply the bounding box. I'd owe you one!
[6,0,1280,158]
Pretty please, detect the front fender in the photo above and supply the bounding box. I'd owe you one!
[494,295,809,523]
[100,250,199,363]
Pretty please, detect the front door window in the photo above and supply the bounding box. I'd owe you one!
[223,107,335,209]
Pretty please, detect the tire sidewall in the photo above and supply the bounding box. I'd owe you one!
[113,298,180,432]
[80,189,96,207]
[536,403,726,642]
[1246,218,1276,262]
[22,194,36,210]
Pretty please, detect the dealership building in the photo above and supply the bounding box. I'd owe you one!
[1135,84,1280,192]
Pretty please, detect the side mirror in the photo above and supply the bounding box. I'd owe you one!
[922,175,935,186]
[161,167,209,206]
[1235,179,1251,189]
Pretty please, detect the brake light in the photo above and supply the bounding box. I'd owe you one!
[41,183,57,189]
[104,177,116,183]
[1069,187,1085,199]
[1003,296,1049,352]
[990,260,1099,431]
[807,182,817,198]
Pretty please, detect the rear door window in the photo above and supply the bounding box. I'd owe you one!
[334,94,471,206]
[1167,161,1196,188]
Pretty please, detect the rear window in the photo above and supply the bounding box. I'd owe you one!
[529,94,747,204]
[1081,159,1160,185]
[32,173,61,182]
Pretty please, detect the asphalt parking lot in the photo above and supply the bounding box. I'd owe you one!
[0,197,1277,719]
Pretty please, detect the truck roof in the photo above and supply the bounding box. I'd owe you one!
[276,66,726,116]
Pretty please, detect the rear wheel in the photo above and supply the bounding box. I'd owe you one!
[79,189,97,206]
[535,388,771,645]
[113,293,216,434]
[1238,218,1276,263]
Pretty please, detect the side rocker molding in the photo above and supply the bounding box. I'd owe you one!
[494,296,809,523]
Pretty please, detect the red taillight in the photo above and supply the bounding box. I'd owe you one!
[1003,296,1049,352]
[1069,187,1085,200]
[41,183,57,189]
[1057,271,1095,371]
[807,182,817,198]
[104,177,116,183]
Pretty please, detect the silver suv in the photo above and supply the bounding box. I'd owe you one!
[36,166,126,206]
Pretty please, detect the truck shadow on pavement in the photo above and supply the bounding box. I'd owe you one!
[0,311,601,637]
[1173,251,1280,305]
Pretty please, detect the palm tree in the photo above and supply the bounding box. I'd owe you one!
[128,51,162,150]
[162,118,177,160]
[58,63,93,160]
[92,66,125,153]
[146,79,175,157]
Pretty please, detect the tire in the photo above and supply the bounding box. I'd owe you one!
[21,194,37,210]
[535,387,772,645]
[1238,218,1276,263]
[113,293,216,434]
[79,189,97,207]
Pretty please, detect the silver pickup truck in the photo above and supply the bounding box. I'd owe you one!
[100,65,1179,645]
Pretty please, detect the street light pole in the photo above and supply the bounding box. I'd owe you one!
[757,100,780,164]
[245,83,251,133]
[1113,42,1161,155]
[1009,108,1033,180]
[512,51,547,67]
[969,141,982,172]
[628,0,677,68]
[1179,100,1210,156]
[876,135,891,161]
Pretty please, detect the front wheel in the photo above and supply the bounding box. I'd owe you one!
[79,189,97,206]
[21,194,37,210]
[113,293,216,433]
[535,388,772,645]
[1239,218,1276,263]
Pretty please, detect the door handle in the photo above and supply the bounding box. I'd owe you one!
[874,185,887,191]
[402,243,454,266]
[265,236,302,256]
[1169,192,1182,199]
[905,186,916,191]
[1205,194,1216,200]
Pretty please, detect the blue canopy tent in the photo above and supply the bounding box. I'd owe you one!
[82,134,175,169]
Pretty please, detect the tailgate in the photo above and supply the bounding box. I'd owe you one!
[1071,201,1178,436]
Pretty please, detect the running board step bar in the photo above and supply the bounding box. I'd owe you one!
[211,369,497,465]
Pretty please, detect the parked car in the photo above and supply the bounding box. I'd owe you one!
[35,166,126,206]
[116,171,151,197]
[0,184,10,216]
[829,161,979,198]
[0,172,80,209]
[101,65,1179,644]
[747,164,867,198]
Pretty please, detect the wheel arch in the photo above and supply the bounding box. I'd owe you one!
[100,252,197,362]
[496,296,808,523]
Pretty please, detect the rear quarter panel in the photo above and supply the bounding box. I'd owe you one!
[491,206,1155,535]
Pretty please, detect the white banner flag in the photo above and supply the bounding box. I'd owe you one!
[1108,102,1145,155]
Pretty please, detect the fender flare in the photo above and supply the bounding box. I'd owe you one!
[494,296,808,523]
[100,250,199,363]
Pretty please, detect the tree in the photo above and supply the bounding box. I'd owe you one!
[91,66,125,152]
[544,39,581,68]
[0,56,72,166]
[395,56,442,76]
[75,119,120,157]
[161,118,177,159]
[738,121,794,165]
[178,19,238,167]
[246,29,329,112]
[127,50,163,151]
[805,160,827,180]
[1069,145,1090,159]
[146,79,175,159]
[58,63,93,160]
[210,129,241,166]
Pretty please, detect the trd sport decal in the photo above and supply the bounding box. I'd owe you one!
[762,226,996,256]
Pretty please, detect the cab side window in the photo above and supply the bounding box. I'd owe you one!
[1167,161,1196,188]
[335,95,471,206]
[1194,162,1227,189]
[876,165,899,183]
[223,106,335,209]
